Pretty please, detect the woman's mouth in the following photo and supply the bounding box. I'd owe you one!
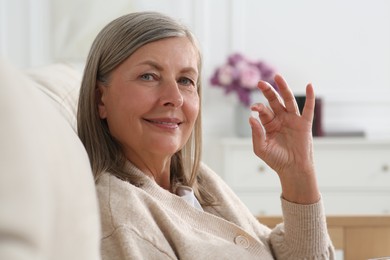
[144,118,182,129]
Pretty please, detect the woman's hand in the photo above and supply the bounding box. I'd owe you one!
[249,74,320,204]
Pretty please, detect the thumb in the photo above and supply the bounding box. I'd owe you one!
[249,116,266,155]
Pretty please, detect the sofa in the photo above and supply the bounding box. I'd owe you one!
[0,60,101,259]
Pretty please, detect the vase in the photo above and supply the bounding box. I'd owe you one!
[234,102,252,137]
[234,91,267,137]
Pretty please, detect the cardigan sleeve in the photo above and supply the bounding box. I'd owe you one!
[198,162,335,259]
[101,226,176,260]
[269,198,335,259]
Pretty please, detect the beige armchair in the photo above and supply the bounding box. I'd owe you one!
[0,60,101,260]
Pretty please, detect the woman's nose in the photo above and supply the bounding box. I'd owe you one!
[159,80,184,107]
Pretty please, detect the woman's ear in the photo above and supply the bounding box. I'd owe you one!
[96,83,107,119]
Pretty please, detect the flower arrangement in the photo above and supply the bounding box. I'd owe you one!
[210,53,277,107]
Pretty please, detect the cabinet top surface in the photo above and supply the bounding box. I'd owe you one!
[221,137,390,147]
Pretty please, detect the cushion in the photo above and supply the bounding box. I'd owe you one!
[26,63,81,131]
[0,60,100,260]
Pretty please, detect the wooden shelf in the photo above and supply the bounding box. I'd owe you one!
[258,215,390,260]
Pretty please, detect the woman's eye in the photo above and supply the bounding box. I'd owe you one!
[140,73,155,81]
[178,77,195,87]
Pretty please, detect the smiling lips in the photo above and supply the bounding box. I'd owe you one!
[144,118,182,129]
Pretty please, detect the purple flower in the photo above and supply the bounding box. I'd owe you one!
[217,64,235,85]
[210,53,278,107]
[237,62,261,89]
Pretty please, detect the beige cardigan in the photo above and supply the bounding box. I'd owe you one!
[96,162,334,259]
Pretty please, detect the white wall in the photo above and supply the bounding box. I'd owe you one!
[1,0,390,171]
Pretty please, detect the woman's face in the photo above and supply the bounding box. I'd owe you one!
[98,37,199,162]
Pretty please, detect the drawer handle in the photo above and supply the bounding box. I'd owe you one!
[382,164,389,173]
[258,165,266,174]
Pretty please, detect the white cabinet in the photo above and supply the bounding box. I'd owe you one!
[221,138,390,216]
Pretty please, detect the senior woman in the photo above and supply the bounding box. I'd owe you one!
[77,11,335,259]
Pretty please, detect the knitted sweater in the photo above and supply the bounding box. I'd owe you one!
[96,162,335,259]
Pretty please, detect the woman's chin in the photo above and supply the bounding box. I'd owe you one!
[148,139,183,155]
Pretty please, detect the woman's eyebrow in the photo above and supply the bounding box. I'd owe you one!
[136,60,163,71]
[137,60,198,75]
[181,67,198,76]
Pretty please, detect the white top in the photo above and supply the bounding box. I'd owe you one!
[176,186,204,211]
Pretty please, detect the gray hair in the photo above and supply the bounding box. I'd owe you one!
[77,12,214,205]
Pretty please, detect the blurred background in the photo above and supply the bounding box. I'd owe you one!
[2,0,390,142]
[1,0,389,142]
[1,0,389,206]
[2,2,390,258]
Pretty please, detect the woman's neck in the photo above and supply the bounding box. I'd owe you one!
[125,151,172,191]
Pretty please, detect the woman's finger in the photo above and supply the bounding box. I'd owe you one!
[257,80,285,116]
[250,103,275,126]
[274,74,300,115]
[302,83,315,122]
[249,116,266,156]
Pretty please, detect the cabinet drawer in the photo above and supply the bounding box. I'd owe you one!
[222,139,390,190]
[321,191,390,215]
[235,191,282,216]
[223,146,279,189]
[236,190,390,215]
[314,146,390,188]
